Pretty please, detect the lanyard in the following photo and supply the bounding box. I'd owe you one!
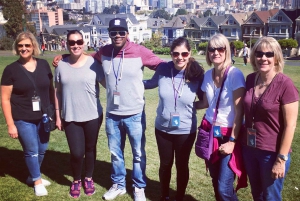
[107,48,124,91]
[250,73,277,128]
[171,68,185,112]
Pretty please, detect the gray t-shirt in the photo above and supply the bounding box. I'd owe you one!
[55,56,104,122]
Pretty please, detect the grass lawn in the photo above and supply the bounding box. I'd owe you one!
[0,53,300,200]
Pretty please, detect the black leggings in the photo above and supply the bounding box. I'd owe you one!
[155,128,196,201]
[63,115,103,181]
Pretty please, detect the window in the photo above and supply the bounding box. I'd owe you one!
[278,16,282,21]
[253,19,256,22]
[133,27,137,32]
[229,19,233,25]
[231,28,236,36]
[280,25,286,33]
[191,23,194,27]
[208,21,211,26]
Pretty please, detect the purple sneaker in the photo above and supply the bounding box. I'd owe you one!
[84,178,95,196]
[69,181,81,198]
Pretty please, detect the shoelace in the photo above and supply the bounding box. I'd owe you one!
[85,180,94,189]
[72,182,80,190]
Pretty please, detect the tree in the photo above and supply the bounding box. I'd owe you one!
[233,41,244,50]
[152,9,171,20]
[0,36,14,50]
[102,5,120,14]
[203,10,213,17]
[175,9,187,16]
[198,42,208,51]
[1,0,26,38]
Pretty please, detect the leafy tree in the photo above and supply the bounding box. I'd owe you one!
[233,41,244,50]
[0,36,14,50]
[1,0,26,38]
[152,9,171,20]
[203,10,213,17]
[102,5,120,14]
[175,9,187,16]
[198,42,208,50]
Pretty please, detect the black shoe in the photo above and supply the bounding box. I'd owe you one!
[232,60,235,64]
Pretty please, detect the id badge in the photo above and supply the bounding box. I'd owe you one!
[213,126,222,138]
[113,91,120,105]
[32,96,41,111]
[247,128,256,147]
[170,112,180,127]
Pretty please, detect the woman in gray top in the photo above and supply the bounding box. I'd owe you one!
[54,30,105,198]
[143,37,204,201]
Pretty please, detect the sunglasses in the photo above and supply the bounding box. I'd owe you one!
[17,44,32,48]
[109,31,127,37]
[171,52,189,58]
[208,47,226,53]
[67,39,84,46]
[255,51,275,58]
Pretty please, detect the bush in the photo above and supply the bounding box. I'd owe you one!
[0,36,14,50]
[198,42,208,51]
[233,41,244,50]
[152,47,170,55]
[278,39,298,49]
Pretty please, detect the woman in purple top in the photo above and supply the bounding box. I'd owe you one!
[242,37,299,201]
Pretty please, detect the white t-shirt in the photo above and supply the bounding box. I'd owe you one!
[201,67,245,127]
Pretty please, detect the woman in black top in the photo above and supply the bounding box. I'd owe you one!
[1,31,54,196]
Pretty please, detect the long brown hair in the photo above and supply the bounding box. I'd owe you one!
[170,37,205,82]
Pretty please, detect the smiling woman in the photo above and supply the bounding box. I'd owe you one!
[1,31,54,197]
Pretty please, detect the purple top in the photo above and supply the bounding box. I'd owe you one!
[243,72,299,152]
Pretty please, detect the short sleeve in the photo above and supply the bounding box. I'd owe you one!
[95,62,105,82]
[280,77,299,105]
[229,67,245,91]
[1,66,13,86]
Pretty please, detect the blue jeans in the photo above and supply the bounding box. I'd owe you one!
[242,146,291,201]
[14,120,50,181]
[106,111,146,189]
[208,153,238,201]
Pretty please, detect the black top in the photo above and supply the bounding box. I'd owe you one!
[1,58,53,121]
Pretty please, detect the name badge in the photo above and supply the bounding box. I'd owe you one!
[247,128,256,147]
[113,91,120,105]
[170,112,180,127]
[213,126,222,138]
[32,96,41,111]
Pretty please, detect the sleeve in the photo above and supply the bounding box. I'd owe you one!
[230,68,245,91]
[280,77,299,105]
[201,70,210,92]
[140,45,164,70]
[44,60,53,80]
[95,61,105,83]
[1,66,13,86]
[54,64,61,84]
[143,64,164,89]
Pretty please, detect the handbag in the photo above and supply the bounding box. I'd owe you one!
[195,66,230,160]
[18,61,56,131]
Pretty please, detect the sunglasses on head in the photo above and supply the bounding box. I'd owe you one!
[255,51,274,58]
[17,44,32,48]
[109,31,127,37]
[171,52,189,58]
[67,39,84,46]
[208,47,226,53]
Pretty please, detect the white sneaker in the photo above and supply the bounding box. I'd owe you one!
[34,184,48,196]
[102,184,126,200]
[133,187,146,201]
[26,176,51,187]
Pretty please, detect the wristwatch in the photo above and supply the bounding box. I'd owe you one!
[229,136,236,143]
[277,154,288,161]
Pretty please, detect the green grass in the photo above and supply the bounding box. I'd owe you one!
[0,54,300,200]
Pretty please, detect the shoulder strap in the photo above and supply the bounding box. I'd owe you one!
[212,66,231,123]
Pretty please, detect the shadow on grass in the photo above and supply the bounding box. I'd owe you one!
[0,147,198,201]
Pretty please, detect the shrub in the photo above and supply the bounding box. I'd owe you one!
[198,42,208,51]
[233,41,244,50]
[278,39,298,49]
[152,47,170,55]
[0,36,14,50]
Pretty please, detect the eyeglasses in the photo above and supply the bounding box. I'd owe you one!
[67,39,84,46]
[109,31,127,37]
[171,52,189,58]
[17,44,32,48]
[255,51,275,58]
[208,47,226,53]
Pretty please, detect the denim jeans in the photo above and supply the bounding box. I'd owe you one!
[208,139,238,201]
[242,146,291,201]
[14,119,50,181]
[106,111,146,189]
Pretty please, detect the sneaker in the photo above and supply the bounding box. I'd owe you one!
[26,176,51,187]
[84,178,95,196]
[133,187,146,201]
[243,64,247,66]
[102,184,126,200]
[69,181,81,198]
[34,184,48,196]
